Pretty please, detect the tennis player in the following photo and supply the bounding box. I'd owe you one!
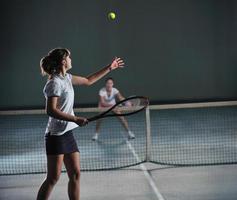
[92,77,135,141]
[37,48,124,200]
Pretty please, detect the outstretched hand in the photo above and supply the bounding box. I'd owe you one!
[110,57,125,70]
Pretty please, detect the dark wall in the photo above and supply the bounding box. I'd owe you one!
[1,0,237,109]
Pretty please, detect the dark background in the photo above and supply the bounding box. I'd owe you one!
[1,0,237,109]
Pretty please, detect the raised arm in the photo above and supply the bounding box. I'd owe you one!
[46,97,87,126]
[71,57,124,86]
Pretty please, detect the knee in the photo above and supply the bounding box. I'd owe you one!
[46,173,61,185]
[69,169,80,182]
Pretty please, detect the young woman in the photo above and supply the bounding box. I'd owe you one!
[92,77,135,141]
[37,48,124,200]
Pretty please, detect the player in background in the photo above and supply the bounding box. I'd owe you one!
[92,77,135,141]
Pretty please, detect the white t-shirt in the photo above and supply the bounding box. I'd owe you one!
[99,87,119,105]
[43,73,78,136]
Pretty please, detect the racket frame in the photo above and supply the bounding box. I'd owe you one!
[88,96,149,122]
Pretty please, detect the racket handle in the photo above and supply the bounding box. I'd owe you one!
[87,116,98,122]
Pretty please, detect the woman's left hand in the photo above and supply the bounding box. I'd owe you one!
[110,57,125,70]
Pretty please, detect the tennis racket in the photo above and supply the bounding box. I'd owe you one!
[88,96,149,122]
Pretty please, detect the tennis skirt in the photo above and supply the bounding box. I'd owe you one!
[45,130,79,155]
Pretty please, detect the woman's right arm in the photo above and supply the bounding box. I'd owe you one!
[46,97,87,126]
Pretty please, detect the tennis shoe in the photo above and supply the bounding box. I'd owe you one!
[128,131,135,139]
[92,133,99,141]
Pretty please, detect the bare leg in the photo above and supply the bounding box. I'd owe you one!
[64,152,81,200]
[116,114,135,139]
[117,116,130,132]
[92,119,102,140]
[95,119,102,133]
[36,155,64,200]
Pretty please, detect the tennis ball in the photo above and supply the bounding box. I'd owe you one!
[108,12,116,20]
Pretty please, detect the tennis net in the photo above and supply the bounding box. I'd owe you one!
[0,101,237,175]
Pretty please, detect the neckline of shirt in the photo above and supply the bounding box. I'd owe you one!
[53,73,67,80]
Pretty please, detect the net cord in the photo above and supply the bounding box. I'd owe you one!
[149,100,237,110]
[1,100,237,115]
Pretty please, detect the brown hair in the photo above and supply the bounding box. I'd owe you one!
[105,77,114,83]
[40,48,70,76]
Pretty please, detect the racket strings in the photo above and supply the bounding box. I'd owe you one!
[111,97,148,114]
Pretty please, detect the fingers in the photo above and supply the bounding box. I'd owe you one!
[115,57,125,67]
[115,57,122,62]
[77,117,88,127]
[111,57,125,70]
[118,60,125,65]
[81,118,88,126]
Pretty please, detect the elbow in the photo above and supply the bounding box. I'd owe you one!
[85,81,93,86]
[85,82,91,86]
[46,109,53,117]
[84,78,93,86]
[46,107,57,117]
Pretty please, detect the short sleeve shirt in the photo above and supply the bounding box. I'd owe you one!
[99,87,119,105]
[43,73,78,136]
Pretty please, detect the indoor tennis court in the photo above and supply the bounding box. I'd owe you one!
[1,1,237,200]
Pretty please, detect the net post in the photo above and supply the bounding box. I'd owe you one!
[145,106,151,162]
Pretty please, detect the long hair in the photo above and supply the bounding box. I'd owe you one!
[40,48,70,76]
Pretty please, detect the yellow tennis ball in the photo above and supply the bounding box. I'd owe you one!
[108,12,116,20]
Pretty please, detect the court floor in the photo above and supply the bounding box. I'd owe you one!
[0,163,237,200]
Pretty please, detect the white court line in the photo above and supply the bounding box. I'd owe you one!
[123,135,165,200]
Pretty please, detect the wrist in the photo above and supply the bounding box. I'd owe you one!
[108,65,112,71]
[72,116,77,122]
